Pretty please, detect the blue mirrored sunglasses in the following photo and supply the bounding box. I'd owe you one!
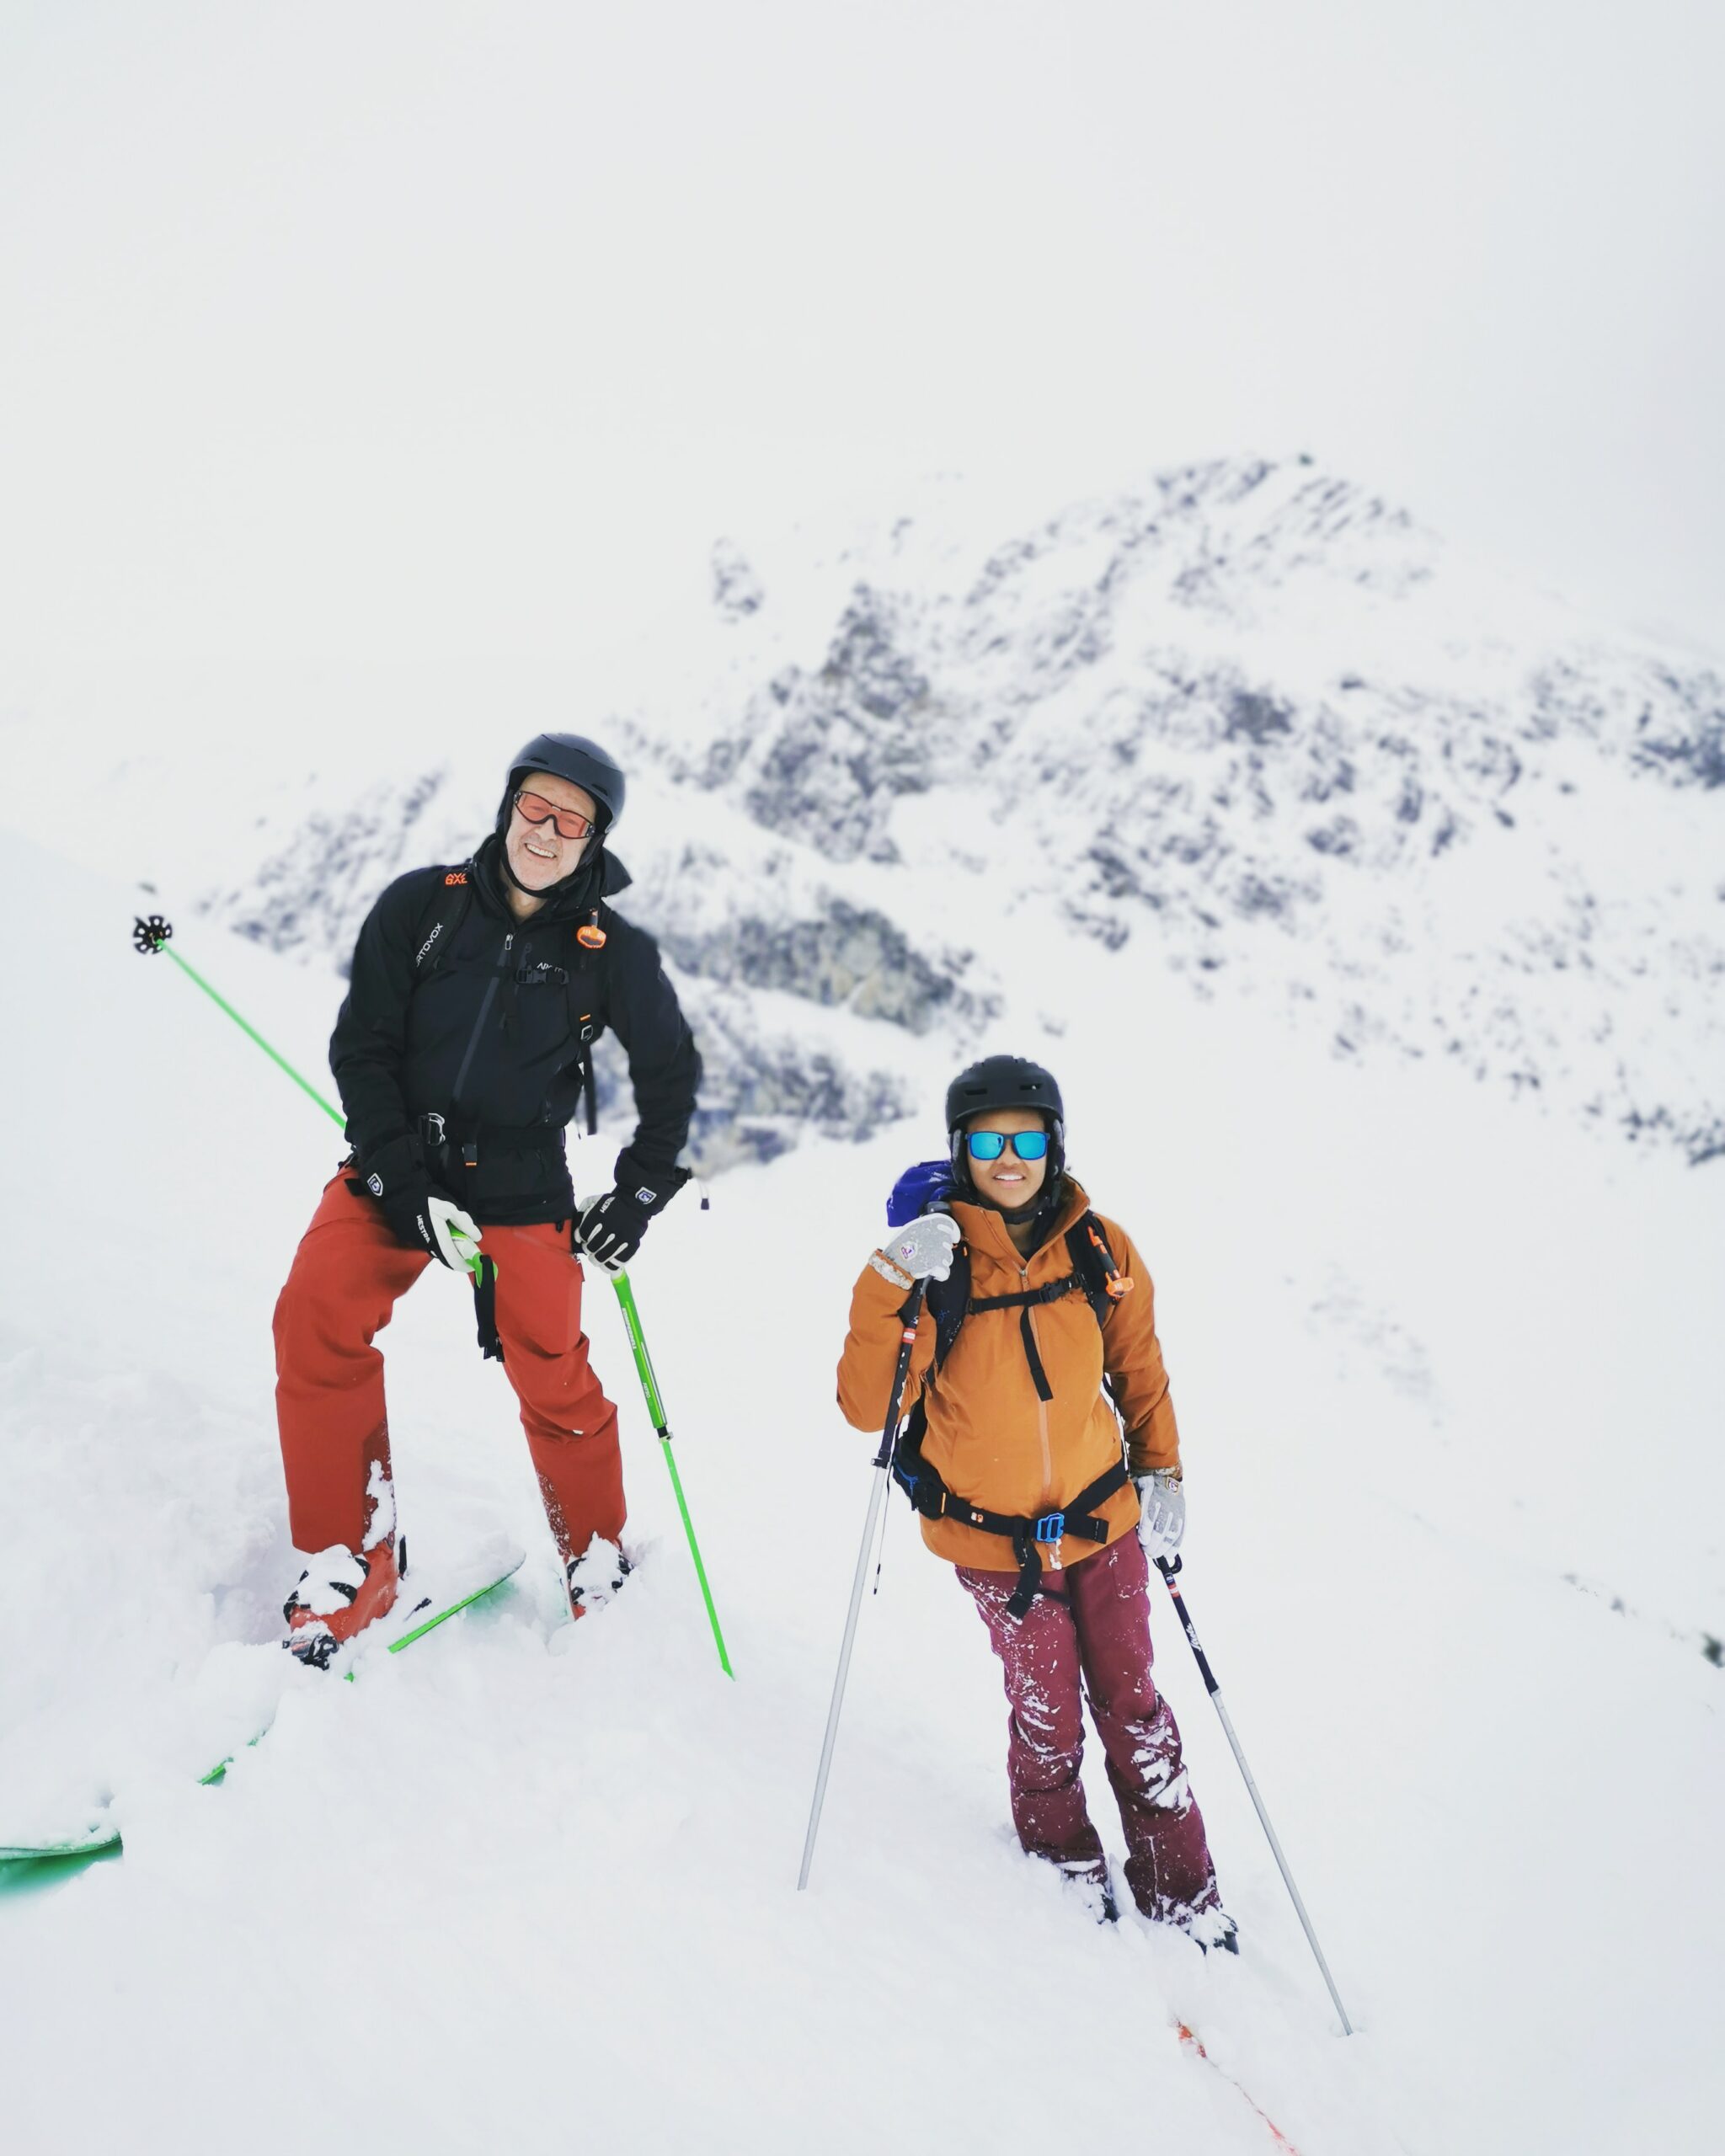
[966,1130,1049,1162]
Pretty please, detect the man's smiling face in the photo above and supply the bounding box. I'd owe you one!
[505,770,599,893]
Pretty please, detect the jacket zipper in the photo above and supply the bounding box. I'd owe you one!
[451,929,515,1107]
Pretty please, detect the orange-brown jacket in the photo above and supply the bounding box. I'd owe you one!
[836,1177,1179,1573]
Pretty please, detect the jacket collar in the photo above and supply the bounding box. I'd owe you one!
[472,831,633,921]
[950,1177,1091,1270]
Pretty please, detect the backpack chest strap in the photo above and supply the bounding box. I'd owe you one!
[963,1273,1081,1401]
[965,1273,1081,1314]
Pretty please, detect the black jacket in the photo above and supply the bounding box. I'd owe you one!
[330,834,699,1224]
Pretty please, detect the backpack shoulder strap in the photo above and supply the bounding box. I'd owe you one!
[1065,1211,1133,1330]
[923,1239,971,1374]
[563,901,611,1046]
[543,900,614,1138]
[410,864,477,974]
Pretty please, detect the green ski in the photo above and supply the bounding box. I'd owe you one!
[1,1548,526,1865]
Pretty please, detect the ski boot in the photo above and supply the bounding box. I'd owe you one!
[1059,1858,1120,1925]
[284,1540,402,1669]
[564,1535,631,1620]
[1162,1901,1240,1956]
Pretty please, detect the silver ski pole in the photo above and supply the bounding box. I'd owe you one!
[1156,1555,1355,2035]
[798,1281,927,1891]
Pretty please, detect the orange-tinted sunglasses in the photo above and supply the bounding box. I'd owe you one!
[513,788,596,842]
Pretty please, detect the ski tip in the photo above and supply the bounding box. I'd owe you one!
[1,1828,123,1865]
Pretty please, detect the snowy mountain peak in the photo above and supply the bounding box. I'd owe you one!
[203,456,1722,1171]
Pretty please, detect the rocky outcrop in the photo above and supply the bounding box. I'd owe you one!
[204,454,1724,1170]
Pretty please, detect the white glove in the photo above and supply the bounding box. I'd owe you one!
[879,1213,962,1283]
[1135,1469,1186,1561]
[427,1195,483,1272]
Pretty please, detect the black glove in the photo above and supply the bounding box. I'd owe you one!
[574,1157,687,1271]
[354,1135,476,1268]
[574,1187,652,1271]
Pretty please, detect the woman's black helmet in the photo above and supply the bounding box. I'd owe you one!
[499,732,627,835]
[945,1054,1064,1135]
[945,1054,1066,1187]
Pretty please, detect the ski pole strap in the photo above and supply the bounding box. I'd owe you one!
[471,1254,503,1362]
[896,1445,1130,1617]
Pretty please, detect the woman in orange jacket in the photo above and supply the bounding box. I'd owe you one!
[836,1054,1233,1945]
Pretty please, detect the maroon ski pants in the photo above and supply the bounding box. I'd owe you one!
[273,1166,623,1566]
[956,1530,1219,1920]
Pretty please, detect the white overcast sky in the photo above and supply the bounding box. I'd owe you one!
[2,0,1722,677]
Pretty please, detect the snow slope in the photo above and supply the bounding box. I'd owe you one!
[3,816,1722,2155]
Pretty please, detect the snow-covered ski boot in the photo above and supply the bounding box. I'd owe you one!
[1060,1859,1120,1925]
[564,1535,631,1620]
[284,1540,402,1669]
[1165,1902,1239,1956]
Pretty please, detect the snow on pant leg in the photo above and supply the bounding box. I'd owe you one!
[955,1562,1107,1881]
[486,1223,624,1566]
[273,1168,430,1556]
[1067,1533,1220,1919]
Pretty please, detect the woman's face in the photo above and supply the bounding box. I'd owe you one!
[963,1107,1049,1212]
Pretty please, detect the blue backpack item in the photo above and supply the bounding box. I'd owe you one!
[886,1158,954,1227]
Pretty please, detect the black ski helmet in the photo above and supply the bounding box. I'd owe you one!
[500,732,627,836]
[945,1054,1066,1186]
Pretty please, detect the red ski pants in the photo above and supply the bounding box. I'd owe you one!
[956,1531,1219,1920]
[273,1168,623,1566]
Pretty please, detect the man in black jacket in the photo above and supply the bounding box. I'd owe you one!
[272,733,700,1665]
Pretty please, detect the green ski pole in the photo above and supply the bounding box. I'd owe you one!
[134,912,345,1126]
[131,913,487,1289]
[606,1266,734,1678]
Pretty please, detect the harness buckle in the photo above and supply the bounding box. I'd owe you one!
[420,1112,446,1149]
[1033,1511,1065,1544]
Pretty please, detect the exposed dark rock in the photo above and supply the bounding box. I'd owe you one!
[711,538,765,621]
[653,898,992,1034]
[1225,691,1293,744]
[1306,817,1360,857]
[220,770,447,962]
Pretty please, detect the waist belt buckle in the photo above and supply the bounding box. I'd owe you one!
[1033,1510,1065,1545]
[420,1112,447,1150]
